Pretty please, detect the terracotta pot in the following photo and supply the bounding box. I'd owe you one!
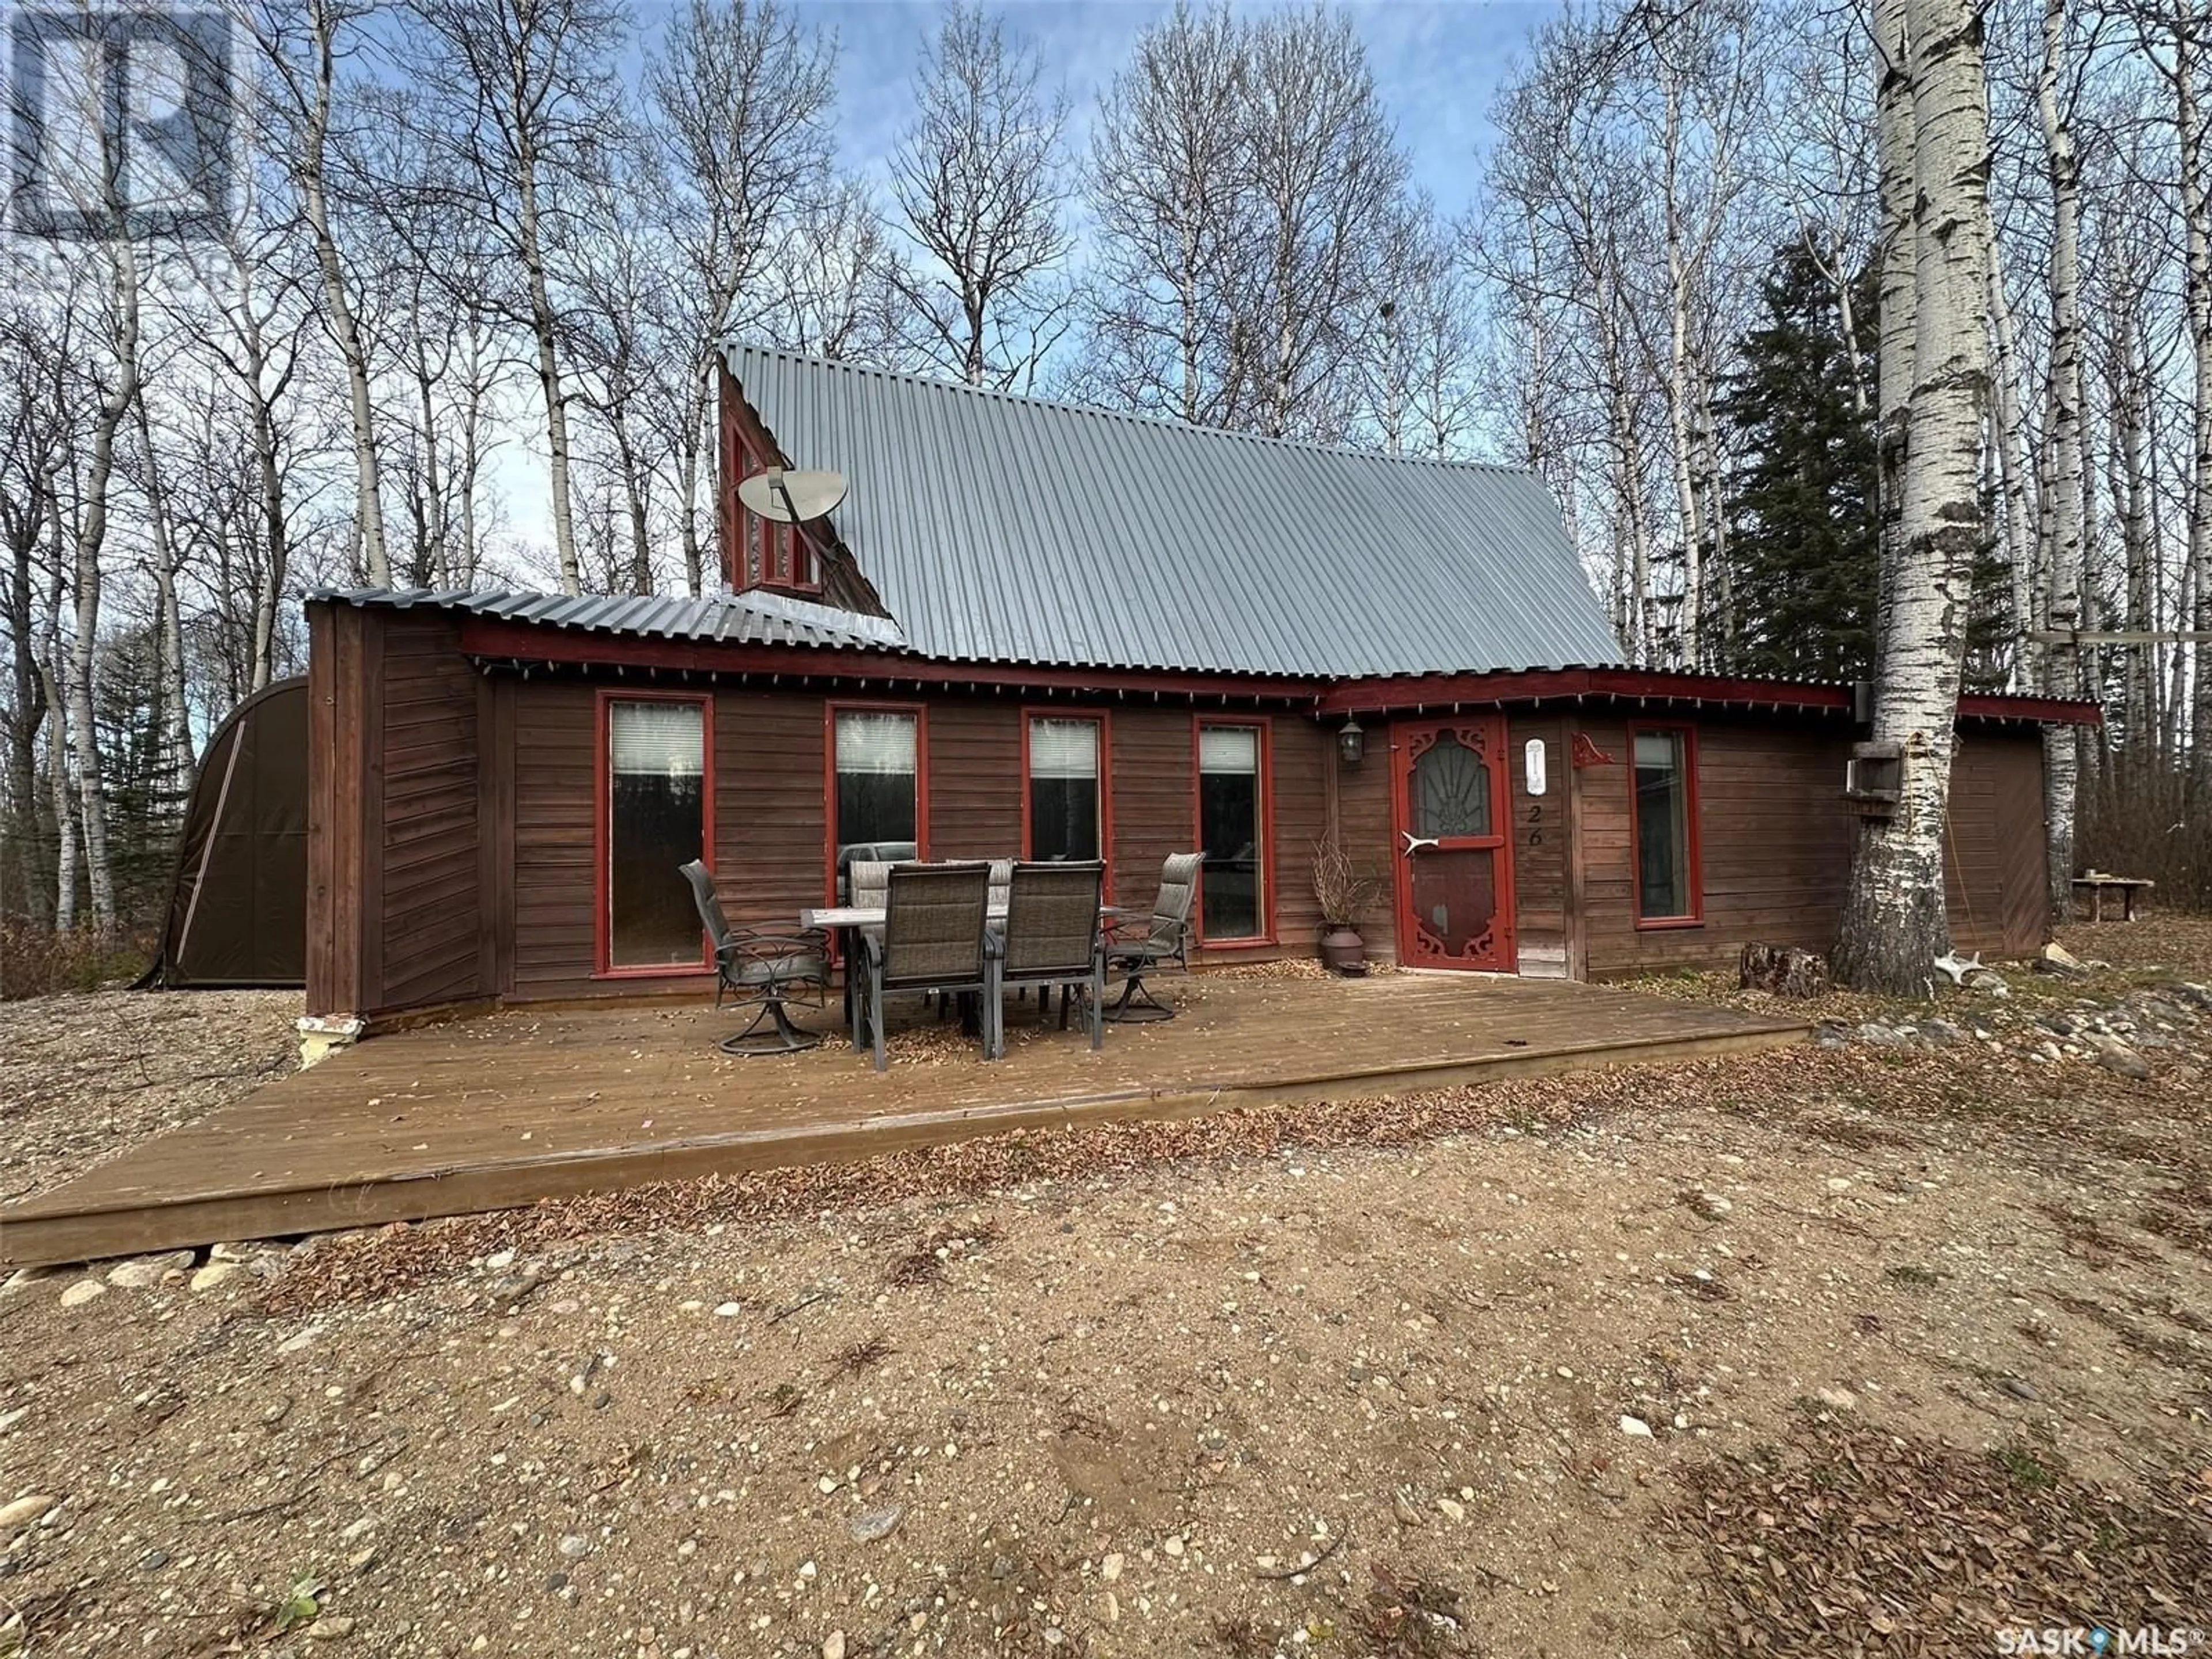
[1319,926,1368,976]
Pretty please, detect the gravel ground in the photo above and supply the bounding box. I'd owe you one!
[1,932,2209,1657]
[0,990,301,1206]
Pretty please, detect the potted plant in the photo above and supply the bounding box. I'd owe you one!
[1311,830,1386,975]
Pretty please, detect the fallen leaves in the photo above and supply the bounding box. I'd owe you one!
[1668,1411,2212,1656]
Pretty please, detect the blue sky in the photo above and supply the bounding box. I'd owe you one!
[787,0,1556,219]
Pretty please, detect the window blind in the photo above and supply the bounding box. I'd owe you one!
[1198,725,1259,774]
[609,700,703,777]
[1028,717,1099,780]
[1634,730,1680,771]
[836,710,918,775]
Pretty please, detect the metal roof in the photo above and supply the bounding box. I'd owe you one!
[728,344,1626,679]
[307,586,908,653]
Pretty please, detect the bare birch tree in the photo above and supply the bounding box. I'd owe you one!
[2037,0,2086,910]
[648,0,838,593]
[1081,1,1253,426]
[1834,0,1996,993]
[250,0,391,586]
[406,0,628,595]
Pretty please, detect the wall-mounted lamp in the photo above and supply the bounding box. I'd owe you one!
[1337,715,1365,765]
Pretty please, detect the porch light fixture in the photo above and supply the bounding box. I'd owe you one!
[1336,715,1365,765]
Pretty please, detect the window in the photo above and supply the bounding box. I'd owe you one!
[733,433,816,591]
[601,695,710,971]
[1630,725,1700,925]
[1196,720,1268,942]
[1025,714,1106,865]
[831,707,923,895]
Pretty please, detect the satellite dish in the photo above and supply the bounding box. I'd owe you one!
[738,466,846,523]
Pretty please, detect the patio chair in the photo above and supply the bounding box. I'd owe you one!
[836,842,917,904]
[841,859,895,1042]
[1102,851,1203,1022]
[859,861,996,1071]
[988,862,1106,1056]
[679,861,831,1056]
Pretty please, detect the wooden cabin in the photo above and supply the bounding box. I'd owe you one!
[302,347,2095,1028]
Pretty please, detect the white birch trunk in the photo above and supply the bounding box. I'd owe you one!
[2175,16,2212,789]
[1835,0,1994,992]
[1660,74,1705,669]
[516,141,582,595]
[68,240,141,934]
[301,0,389,586]
[2036,0,2084,915]
[39,558,75,932]
[1986,253,2037,691]
[134,396,195,787]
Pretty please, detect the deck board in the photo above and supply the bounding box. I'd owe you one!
[0,975,1806,1266]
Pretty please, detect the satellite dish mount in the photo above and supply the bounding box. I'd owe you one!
[738,465,847,525]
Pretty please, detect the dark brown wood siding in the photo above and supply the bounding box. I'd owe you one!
[1334,727,1397,963]
[1271,717,1331,955]
[374,614,483,1010]
[720,691,828,921]
[510,681,600,997]
[490,683,1331,1006]
[928,703,1022,861]
[1507,715,1573,974]
[1944,732,2048,957]
[305,603,370,1017]
[1575,715,2047,976]
[1108,707,1196,929]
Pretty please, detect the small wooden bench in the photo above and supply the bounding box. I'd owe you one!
[2072,874,2154,922]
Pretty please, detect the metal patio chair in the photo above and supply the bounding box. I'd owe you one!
[859,861,996,1071]
[988,861,1106,1056]
[679,861,831,1056]
[1101,851,1202,1022]
[842,857,903,1043]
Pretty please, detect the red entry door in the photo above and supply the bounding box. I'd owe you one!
[1392,717,1515,971]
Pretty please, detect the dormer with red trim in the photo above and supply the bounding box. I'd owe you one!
[718,359,821,597]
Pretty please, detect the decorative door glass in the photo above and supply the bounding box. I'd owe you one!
[1395,719,1512,970]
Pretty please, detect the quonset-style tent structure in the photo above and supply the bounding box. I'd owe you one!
[138,676,308,988]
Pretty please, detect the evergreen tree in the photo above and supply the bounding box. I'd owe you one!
[1719,243,1881,681]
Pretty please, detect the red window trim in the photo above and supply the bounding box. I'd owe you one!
[1020,706,1115,902]
[1191,714,1276,948]
[593,687,717,979]
[1627,719,1703,929]
[822,700,931,907]
[729,421,822,596]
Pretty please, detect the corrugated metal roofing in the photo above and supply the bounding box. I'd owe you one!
[728,344,1626,679]
[308,586,907,653]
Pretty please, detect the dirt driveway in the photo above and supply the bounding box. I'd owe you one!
[1,925,2207,1657]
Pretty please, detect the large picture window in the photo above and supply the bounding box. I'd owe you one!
[602,696,710,971]
[1025,714,1105,865]
[1196,720,1268,942]
[831,707,922,893]
[1630,724,1700,925]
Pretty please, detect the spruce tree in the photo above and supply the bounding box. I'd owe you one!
[1719,243,1882,681]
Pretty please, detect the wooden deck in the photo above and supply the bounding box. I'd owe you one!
[0,974,1806,1267]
